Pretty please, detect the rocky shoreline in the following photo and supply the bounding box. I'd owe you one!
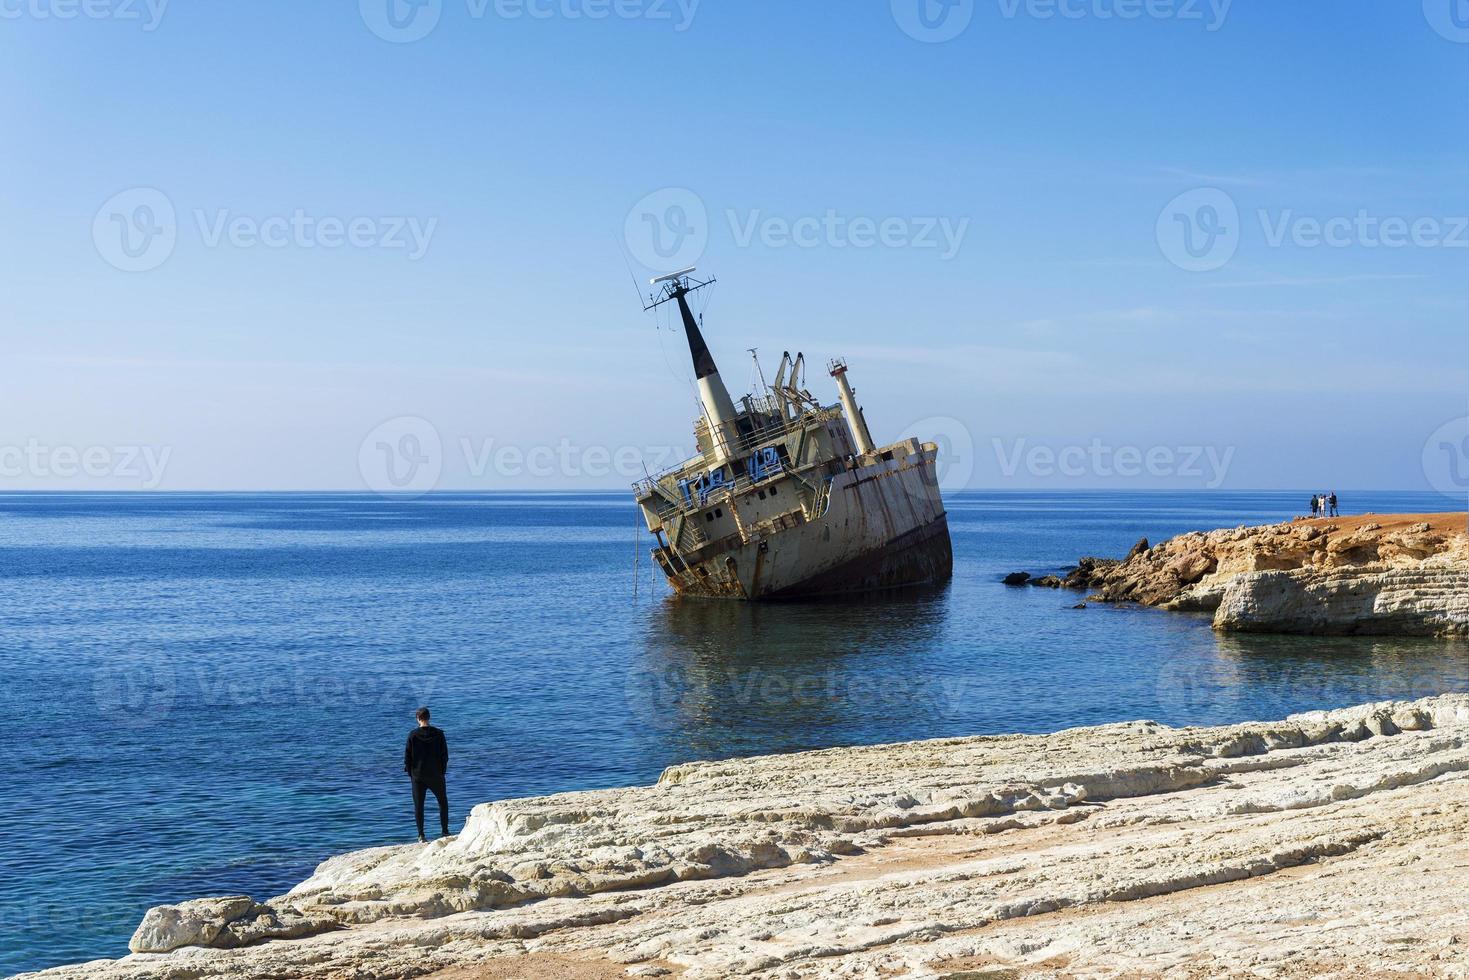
[1013,512,1468,636]
[22,694,1469,979]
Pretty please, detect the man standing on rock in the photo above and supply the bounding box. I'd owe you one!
[404,707,450,843]
[1329,491,1339,517]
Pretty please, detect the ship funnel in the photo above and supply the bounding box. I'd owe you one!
[646,270,740,464]
[829,358,876,457]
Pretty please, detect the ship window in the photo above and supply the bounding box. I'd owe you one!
[705,512,714,523]
[715,508,724,518]
[758,490,766,500]
[769,486,778,496]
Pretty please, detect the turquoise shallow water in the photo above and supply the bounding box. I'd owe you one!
[1,490,1465,975]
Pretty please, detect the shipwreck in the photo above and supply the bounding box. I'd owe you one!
[632,269,953,599]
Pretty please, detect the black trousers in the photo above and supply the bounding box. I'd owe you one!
[412,777,449,837]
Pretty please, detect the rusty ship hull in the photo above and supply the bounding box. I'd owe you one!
[653,441,951,600]
[633,270,953,602]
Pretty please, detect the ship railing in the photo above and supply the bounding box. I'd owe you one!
[637,468,792,525]
[631,406,839,500]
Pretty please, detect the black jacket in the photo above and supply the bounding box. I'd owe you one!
[404,725,448,783]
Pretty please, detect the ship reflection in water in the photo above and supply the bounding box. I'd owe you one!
[631,588,958,760]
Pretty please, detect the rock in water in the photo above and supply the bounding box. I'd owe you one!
[1002,572,1031,586]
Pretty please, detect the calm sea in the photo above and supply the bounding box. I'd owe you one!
[2,490,1465,975]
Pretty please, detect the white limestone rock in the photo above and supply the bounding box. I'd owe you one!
[21,694,1469,980]
[128,897,256,953]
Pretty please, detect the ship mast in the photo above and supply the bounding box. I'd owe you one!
[646,268,740,465]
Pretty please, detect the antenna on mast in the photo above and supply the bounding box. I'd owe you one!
[643,267,715,312]
[640,268,739,464]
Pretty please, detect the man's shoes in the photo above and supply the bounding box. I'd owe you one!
[417,833,427,843]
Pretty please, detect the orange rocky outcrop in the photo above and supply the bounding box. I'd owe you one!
[1063,513,1468,636]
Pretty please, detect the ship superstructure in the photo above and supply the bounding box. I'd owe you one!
[633,270,953,600]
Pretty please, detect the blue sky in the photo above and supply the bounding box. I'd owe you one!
[1,0,1465,494]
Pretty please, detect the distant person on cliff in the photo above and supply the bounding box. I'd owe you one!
[1329,492,1339,517]
[1309,494,1319,517]
[404,707,450,842]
